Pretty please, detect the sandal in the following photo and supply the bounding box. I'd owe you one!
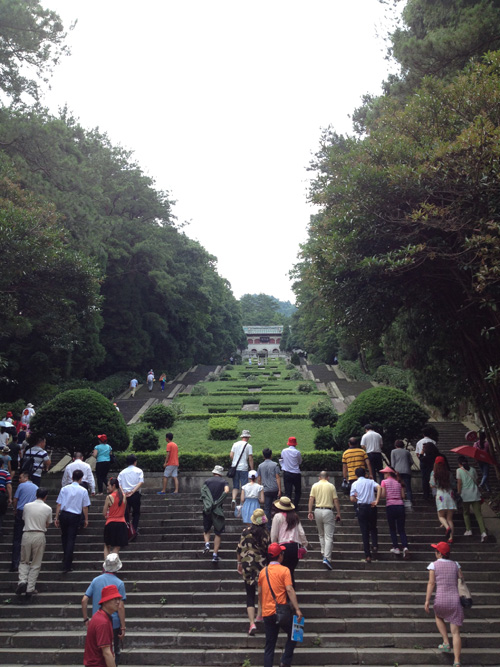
[438,643,451,652]
[452,663,461,667]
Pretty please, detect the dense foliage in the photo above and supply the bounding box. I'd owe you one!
[141,404,176,430]
[29,389,129,457]
[239,293,295,326]
[0,5,243,401]
[132,426,160,453]
[308,400,338,428]
[333,387,429,450]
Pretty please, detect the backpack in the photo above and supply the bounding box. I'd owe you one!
[20,448,35,477]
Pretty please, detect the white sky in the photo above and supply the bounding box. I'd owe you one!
[40,0,398,302]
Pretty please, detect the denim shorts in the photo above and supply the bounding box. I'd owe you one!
[232,469,249,490]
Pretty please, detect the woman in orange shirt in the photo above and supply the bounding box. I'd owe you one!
[102,478,128,558]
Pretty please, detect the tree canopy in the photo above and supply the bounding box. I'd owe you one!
[0,0,69,102]
[295,51,500,448]
[239,293,295,325]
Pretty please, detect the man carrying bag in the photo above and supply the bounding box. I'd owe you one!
[258,542,302,667]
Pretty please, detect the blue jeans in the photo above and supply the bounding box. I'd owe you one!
[478,462,490,491]
[386,504,408,549]
[232,469,248,491]
[263,614,296,667]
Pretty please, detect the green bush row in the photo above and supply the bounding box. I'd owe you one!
[113,450,344,473]
[373,365,410,391]
[178,413,310,421]
[338,359,372,382]
[208,416,239,440]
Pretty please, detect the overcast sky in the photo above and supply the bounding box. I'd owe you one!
[41,0,398,303]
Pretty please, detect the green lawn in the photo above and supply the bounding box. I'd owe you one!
[129,360,321,454]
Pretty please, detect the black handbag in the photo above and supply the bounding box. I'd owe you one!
[227,443,248,479]
[265,567,293,628]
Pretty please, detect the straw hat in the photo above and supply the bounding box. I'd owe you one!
[273,496,295,511]
[251,509,267,526]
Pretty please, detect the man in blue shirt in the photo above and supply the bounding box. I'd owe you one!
[55,469,90,573]
[10,471,37,571]
[82,553,126,664]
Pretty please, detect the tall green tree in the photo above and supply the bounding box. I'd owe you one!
[0,0,69,101]
[298,53,500,451]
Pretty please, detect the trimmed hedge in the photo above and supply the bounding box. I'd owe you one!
[309,400,338,428]
[112,450,343,472]
[333,386,429,450]
[132,426,160,452]
[29,389,129,457]
[142,404,176,429]
[314,427,338,450]
[180,412,309,420]
[208,416,239,440]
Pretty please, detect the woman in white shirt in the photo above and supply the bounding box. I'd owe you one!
[270,496,308,587]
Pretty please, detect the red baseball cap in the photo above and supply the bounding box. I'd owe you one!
[268,543,286,558]
[97,434,107,442]
[435,456,445,464]
[98,584,123,604]
[431,541,450,555]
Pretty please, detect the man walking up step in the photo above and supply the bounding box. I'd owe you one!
[55,469,90,573]
[258,542,302,667]
[82,554,126,665]
[200,465,229,563]
[361,424,384,484]
[350,467,381,563]
[84,584,123,667]
[307,471,341,570]
[16,487,52,599]
[118,455,144,537]
[10,471,37,571]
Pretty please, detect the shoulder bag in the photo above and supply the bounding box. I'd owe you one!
[265,566,293,628]
[227,442,248,479]
[458,577,473,608]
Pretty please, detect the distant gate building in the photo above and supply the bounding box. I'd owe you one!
[241,325,284,360]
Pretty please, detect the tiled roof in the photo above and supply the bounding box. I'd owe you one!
[243,326,283,334]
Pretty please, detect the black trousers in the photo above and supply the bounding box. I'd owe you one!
[11,509,24,568]
[368,452,383,483]
[263,614,296,667]
[60,510,81,570]
[356,504,378,558]
[96,461,111,494]
[283,471,301,507]
[125,491,141,531]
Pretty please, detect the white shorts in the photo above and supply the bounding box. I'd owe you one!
[164,465,178,478]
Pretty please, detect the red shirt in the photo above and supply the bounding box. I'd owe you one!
[84,608,114,666]
[166,441,179,466]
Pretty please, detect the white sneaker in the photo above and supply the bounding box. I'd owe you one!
[390,548,401,555]
[481,532,488,542]
[403,547,410,559]
[463,530,472,536]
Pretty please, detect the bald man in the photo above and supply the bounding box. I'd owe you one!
[308,471,341,570]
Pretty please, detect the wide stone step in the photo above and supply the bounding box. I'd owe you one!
[3,629,500,650]
[1,646,499,665]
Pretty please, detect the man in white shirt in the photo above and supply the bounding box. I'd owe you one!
[16,487,52,598]
[281,436,302,507]
[360,424,384,483]
[230,431,253,510]
[350,467,381,563]
[118,455,144,536]
[129,378,138,397]
[62,452,95,495]
[55,469,91,573]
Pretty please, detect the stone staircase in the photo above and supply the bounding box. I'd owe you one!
[0,481,499,666]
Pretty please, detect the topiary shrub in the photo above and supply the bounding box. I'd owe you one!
[206,372,218,382]
[132,425,159,452]
[286,370,303,381]
[309,400,338,428]
[29,389,129,457]
[225,364,234,371]
[314,427,338,451]
[333,386,429,451]
[290,353,300,365]
[286,363,295,370]
[191,385,208,396]
[142,404,176,429]
[208,416,239,440]
[297,382,314,393]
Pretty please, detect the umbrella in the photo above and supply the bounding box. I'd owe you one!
[451,445,497,466]
[0,420,13,428]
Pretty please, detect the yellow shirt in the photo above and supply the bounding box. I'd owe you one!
[309,479,338,508]
[342,447,369,481]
